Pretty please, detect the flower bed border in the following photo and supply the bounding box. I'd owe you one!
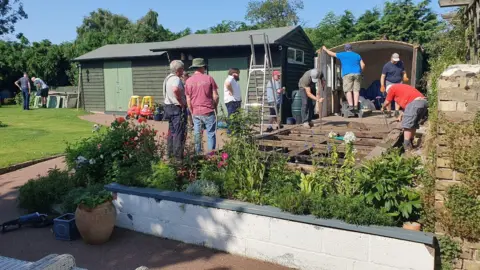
[105,183,435,246]
[0,154,65,175]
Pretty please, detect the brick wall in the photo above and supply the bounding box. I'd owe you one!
[436,65,480,270]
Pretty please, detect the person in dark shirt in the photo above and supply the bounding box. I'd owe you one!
[14,72,31,110]
[380,53,409,116]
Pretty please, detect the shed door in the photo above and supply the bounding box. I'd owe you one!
[104,61,133,112]
[208,58,249,117]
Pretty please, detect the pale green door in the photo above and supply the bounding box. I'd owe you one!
[208,58,249,117]
[104,61,133,112]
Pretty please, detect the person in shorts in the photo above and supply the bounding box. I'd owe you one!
[266,70,284,132]
[322,44,365,112]
[31,77,49,108]
[382,84,428,150]
[380,53,409,116]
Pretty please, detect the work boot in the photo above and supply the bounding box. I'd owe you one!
[394,110,400,117]
[403,140,413,151]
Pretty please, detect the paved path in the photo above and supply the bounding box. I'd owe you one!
[0,155,287,270]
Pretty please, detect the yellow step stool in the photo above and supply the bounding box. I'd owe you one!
[128,95,141,108]
[141,96,154,108]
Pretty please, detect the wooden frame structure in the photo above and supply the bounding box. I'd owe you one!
[439,0,479,63]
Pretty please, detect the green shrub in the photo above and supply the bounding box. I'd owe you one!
[18,169,77,213]
[273,187,311,215]
[356,149,423,222]
[438,236,461,270]
[310,194,395,226]
[61,184,105,212]
[75,189,113,210]
[145,161,177,190]
[185,180,220,197]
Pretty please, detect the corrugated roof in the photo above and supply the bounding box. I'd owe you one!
[150,26,298,50]
[324,40,419,54]
[74,26,301,61]
[74,42,170,61]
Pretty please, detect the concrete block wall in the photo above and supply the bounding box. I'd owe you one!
[106,184,436,270]
[436,65,480,270]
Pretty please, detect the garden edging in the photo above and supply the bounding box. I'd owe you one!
[106,183,437,270]
[0,154,65,175]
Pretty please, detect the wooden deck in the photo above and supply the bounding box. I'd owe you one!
[256,112,403,171]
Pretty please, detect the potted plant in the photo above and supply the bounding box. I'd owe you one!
[74,189,116,245]
[154,103,164,121]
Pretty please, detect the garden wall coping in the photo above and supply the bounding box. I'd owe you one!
[105,183,436,247]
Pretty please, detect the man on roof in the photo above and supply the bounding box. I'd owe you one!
[380,53,409,117]
[322,44,365,113]
[381,84,427,151]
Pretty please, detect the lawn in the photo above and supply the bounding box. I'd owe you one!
[0,106,94,168]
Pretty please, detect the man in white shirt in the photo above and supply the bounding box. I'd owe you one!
[163,60,187,160]
[266,70,284,132]
[31,77,49,108]
[224,68,242,117]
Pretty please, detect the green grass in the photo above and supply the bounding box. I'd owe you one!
[0,106,94,168]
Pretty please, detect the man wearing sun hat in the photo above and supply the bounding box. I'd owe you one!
[381,53,409,116]
[185,58,219,154]
[265,70,284,132]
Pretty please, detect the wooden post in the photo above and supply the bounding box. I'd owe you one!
[76,64,82,111]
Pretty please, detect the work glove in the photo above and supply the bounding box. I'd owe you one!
[380,85,386,93]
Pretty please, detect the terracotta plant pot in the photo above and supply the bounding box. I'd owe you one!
[403,222,421,231]
[75,201,116,245]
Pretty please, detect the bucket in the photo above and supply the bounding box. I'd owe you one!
[291,90,302,124]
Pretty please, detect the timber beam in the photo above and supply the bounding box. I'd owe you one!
[438,0,472,7]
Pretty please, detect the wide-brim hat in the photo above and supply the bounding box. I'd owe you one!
[189,58,207,69]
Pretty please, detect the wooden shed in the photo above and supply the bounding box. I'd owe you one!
[316,40,425,116]
[74,26,315,121]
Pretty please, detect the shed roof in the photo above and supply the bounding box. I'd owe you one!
[150,26,298,51]
[75,26,302,61]
[320,40,421,54]
[74,42,169,61]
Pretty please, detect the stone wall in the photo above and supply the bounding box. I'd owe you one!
[436,65,480,270]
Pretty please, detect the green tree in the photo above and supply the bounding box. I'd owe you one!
[338,11,356,41]
[245,0,304,28]
[0,0,27,36]
[305,12,346,49]
[380,0,441,44]
[353,8,381,41]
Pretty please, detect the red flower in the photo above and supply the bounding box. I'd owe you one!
[218,161,227,168]
[208,151,215,157]
[221,152,229,161]
[138,117,147,123]
[116,117,126,124]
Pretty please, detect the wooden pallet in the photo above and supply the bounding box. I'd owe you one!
[257,120,402,171]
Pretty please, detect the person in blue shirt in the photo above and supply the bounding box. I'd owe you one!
[322,44,365,112]
[380,53,409,116]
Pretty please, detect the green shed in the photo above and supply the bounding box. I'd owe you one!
[74,26,315,122]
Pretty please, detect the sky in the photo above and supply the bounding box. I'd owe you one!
[12,0,452,44]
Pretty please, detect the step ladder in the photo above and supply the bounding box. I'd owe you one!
[243,33,279,135]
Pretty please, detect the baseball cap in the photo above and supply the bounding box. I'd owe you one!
[344,44,352,51]
[391,53,400,62]
[273,70,281,76]
[310,69,320,83]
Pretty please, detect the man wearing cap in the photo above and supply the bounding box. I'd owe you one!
[266,70,284,132]
[322,44,365,112]
[380,53,409,116]
[185,58,219,154]
[298,69,324,128]
[381,84,427,150]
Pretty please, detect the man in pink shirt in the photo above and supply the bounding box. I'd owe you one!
[185,58,219,153]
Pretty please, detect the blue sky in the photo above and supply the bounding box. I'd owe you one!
[13,0,450,44]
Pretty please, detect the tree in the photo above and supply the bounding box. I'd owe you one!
[305,12,347,49]
[338,11,355,41]
[353,8,382,41]
[245,0,304,28]
[0,0,27,36]
[380,0,441,44]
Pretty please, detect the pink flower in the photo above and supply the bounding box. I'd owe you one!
[221,152,229,161]
[208,151,215,157]
[218,161,226,168]
[97,144,102,150]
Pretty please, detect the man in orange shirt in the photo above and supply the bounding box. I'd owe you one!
[381,84,428,150]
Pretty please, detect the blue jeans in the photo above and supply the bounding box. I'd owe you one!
[225,101,242,117]
[22,90,30,110]
[164,104,187,160]
[193,113,216,154]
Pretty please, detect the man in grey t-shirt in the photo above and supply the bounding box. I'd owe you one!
[15,72,31,110]
[163,60,187,160]
[298,69,324,128]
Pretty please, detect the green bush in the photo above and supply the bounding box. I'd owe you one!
[438,236,461,270]
[356,149,423,222]
[18,169,77,213]
[274,187,311,215]
[185,180,220,197]
[61,184,105,212]
[310,194,395,226]
[75,189,113,210]
[145,161,177,190]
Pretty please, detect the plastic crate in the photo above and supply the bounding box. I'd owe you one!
[53,213,79,241]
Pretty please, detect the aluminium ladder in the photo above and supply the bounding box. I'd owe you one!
[243,33,279,135]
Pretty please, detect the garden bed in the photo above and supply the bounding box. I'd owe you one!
[106,183,436,270]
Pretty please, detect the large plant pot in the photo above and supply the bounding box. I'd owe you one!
[75,201,116,245]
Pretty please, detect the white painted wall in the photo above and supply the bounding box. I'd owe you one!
[113,193,435,270]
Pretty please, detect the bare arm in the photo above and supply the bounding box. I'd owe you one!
[225,80,233,96]
[212,89,219,109]
[172,86,186,107]
[380,74,386,87]
[322,46,336,58]
[28,82,31,93]
[186,95,192,114]
[14,80,20,89]
[360,60,365,71]
[305,87,321,102]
